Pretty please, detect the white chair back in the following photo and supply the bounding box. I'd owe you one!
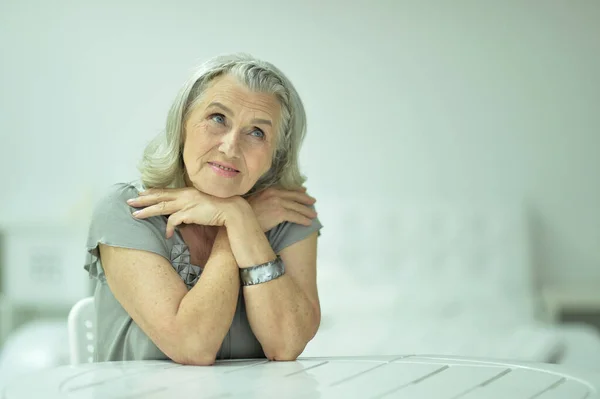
[67,296,95,365]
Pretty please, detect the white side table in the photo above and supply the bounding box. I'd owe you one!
[2,355,598,398]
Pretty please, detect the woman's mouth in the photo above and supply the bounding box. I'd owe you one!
[208,162,240,178]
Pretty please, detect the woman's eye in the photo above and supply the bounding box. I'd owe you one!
[210,114,225,124]
[250,129,265,139]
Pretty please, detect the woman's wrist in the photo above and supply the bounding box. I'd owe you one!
[222,197,276,268]
[222,196,252,227]
[210,227,232,254]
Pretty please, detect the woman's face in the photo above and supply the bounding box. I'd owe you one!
[182,74,281,198]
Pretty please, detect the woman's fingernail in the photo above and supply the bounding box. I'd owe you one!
[132,210,140,217]
[127,198,136,204]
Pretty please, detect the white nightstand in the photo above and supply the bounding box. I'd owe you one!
[0,294,12,346]
[543,284,600,323]
[543,283,600,371]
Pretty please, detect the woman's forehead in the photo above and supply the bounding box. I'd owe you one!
[202,75,280,115]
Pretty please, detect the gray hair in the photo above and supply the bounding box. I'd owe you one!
[138,53,307,196]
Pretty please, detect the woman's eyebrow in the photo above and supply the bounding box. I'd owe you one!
[208,101,272,127]
[207,101,233,114]
[251,118,272,127]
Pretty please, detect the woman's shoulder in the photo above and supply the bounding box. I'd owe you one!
[85,180,171,281]
[267,212,323,254]
[87,179,170,247]
[90,180,156,226]
[98,181,146,204]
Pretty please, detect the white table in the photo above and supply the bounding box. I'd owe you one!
[2,355,599,398]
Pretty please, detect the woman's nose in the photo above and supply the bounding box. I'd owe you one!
[218,130,241,158]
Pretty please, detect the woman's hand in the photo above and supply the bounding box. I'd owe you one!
[246,187,318,232]
[127,188,238,238]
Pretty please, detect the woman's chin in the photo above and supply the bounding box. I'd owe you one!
[210,190,240,199]
[195,183,244,199]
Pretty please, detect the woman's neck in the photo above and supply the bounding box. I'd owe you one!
[178,224,219,266]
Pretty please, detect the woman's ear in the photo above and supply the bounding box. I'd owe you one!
[181,126,187,143]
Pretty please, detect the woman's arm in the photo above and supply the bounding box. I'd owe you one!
[225,202,321,361]
[127,187,321,361]
[100,227,239,366]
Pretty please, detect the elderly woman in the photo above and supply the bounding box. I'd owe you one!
[84,54,322,365]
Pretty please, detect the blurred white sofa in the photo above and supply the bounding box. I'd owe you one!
[0,224,89,389]
[302,198,600,370]
[0,319,70,391]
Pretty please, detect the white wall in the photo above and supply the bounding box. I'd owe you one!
[1,1,598,286]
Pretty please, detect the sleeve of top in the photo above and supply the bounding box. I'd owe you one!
[84,182,170,282]
[266,204,323,255]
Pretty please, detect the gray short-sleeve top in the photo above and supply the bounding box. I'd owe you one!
[84,181,322,362]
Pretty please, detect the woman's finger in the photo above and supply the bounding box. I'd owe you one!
[166,212,186,239]
[127,192,173,207]
[137,188,175,197]
[279,190,316,205]
[282,199,318,219]
[132,200,179,219]
[283,210,313,226]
